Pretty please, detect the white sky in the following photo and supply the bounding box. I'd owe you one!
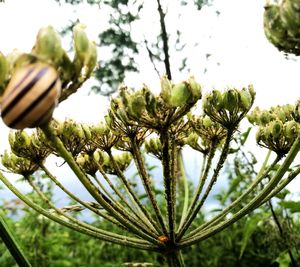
[0,0,299,204]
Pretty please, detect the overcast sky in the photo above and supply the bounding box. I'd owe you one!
[0,0,299,207]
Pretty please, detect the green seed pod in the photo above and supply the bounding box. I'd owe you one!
[6,49,23,72]
[222,89,239,113]
[84,41,97,74]
[73,23,90,64]
[294,99,300,122]
[239,88,252,111]
[211,90,223,111]
[275,108,287,122]
[128,91,146,118]
[160,75,172,104]
[0,63,61,129]
[202,116,213,128]
[0,52,9,87]
[271,120,283,138]
[256,127,264,144]
[170,82,191,107]
[280,0,300,37]
[81,124,92,140]
[34,26,64,64]
[260,110,272,126]
[187,76,202,101]
[284,120,299,138]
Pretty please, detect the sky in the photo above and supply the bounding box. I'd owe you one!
[0,0,299,209]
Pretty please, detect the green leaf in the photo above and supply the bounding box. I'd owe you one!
[239,215,261,259]
[279,200,300,213]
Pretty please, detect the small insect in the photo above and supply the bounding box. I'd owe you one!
[158,235,169,243]
[0,63,61,129]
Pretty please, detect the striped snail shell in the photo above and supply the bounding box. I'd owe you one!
[0,63,61,129]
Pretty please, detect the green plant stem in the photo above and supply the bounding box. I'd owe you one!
[165,251,185,267]
[179,136,300,248]
[40,123,161,245]
[40,163,125,230]
[160,130,176,243]
[131,138,169,236]
[106,151,162,235]
[260,164,300,204]
[177,130,234,242]
[0,210,32,267]
[176,142,216,237]
[184,150,277,239]
[177,153,189,231]
[0,171,158,251]
[95,163,159,237]
[27,176,131,241]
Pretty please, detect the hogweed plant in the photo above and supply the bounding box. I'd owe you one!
[0,21,300,267]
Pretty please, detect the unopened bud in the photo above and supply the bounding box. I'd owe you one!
[271,120,283,138]
[34,26,63,64]
[239,88,252,110]
[222,89,238,113]
[170,82,191,107]
[202,116,213,128]
[160,75,172,104]
[73,23,89,64]
[284,120,299,138]
[0,52,8,87]
[187,76,202,101]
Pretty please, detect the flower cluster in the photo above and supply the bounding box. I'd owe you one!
[264,0,300,55]
[248,104,299,156]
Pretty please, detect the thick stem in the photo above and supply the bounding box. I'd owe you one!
[184,150,277,239]
[40,124,161,244]
[0,171,158,251]
[107,151,162,235]
[161,129,176,243]
[165,251,185,267]
[0,211,32,267]
[177,142,216,235]
[177,130,234,241]
[131,139,169,236]
[40,163,125,229]
[179,136,300,248]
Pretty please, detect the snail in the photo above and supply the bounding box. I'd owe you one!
[0,63,61,129]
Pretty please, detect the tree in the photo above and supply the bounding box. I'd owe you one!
[55,0,216,95]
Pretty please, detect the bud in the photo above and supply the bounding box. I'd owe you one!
[294,99,300,122]
[222,89,239,113]
[187,76,202,101]
[143,85,157,116]
[128,91,146,118]
[239,88,252,110]
[260,110,272,125]
[0,52,8,87]
[160,75,172,104]
[202,116,213,128]
[280,0,300,37]
[271,120,283,138]
[84,41,97,75]
[34,26,63,64]
[211,90,223,111]
[73,23,90,64]
[6,49,22,72]
[170,82,191,107]
[256,127,264,144]
[284,120,299,138]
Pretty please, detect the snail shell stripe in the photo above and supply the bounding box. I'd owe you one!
[1,64,61,129]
